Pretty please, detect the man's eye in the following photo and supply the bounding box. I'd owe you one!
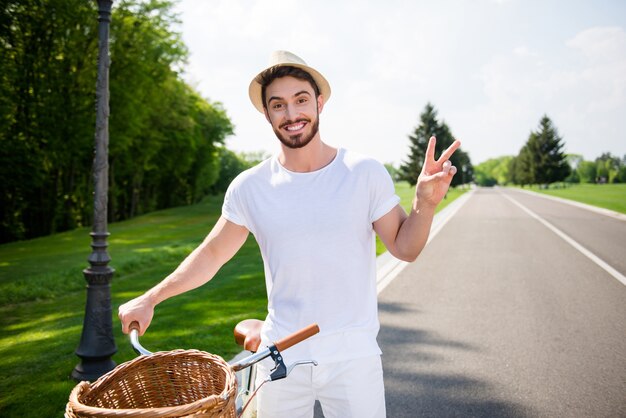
[272,103,283,110]
[298,98,308,104]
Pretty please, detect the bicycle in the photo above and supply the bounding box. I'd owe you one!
[66,320,319,417]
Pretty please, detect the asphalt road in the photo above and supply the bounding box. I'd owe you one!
[378,187,626,417]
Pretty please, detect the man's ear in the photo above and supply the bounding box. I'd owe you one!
[263,107,271,123]
[317,94,324,114]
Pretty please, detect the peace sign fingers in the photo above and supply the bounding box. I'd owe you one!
[423,136,462,175]
[438,138,462,164]
[425,135,438,163]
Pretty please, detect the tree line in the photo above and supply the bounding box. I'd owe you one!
[0,0,237,243]
[395,106,624,190]
[474,116,626,187]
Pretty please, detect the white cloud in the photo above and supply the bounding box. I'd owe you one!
[453,25,626,162]
[567,26,626,62]
[565,27,626,113]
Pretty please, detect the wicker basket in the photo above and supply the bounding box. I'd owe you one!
[65,349,237,418]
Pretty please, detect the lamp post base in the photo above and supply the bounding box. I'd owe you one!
[71,357,116,382]
[72,278,117,382]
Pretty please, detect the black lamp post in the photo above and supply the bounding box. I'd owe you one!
[71,0,117,382]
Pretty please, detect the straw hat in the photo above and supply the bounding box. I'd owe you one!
[248,50,331,113]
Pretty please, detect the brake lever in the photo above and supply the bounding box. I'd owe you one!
[265,343,318,382]
[286,360,318,377]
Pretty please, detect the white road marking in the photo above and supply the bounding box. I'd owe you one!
[511,187,626,222]
[376,189,475,294]
[502,192,626,287]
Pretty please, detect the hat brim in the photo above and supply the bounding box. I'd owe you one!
[248,62,331,113]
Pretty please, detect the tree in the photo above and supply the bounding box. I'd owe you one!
[210,148,252,194]
[618,154,626,183]
[474,156,513,186]
[595,152,621,183]
[398,103,471,186]
[511,115,569,186]
[618,165,626,183]
[576,161,597,184]
[566,154,584,171]
[0,0,234,243]
[398,103,439,185]
[492,156,513,185]
[532,116,570,184]
[438,122,473,187]
[0,0,99,240]
[513,143,535,186]
[564,154,583,183]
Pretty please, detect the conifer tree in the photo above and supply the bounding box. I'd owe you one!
[398,103,472,186]
[398,103,441,185]
[531,115,570,184]
[511,115,570,186]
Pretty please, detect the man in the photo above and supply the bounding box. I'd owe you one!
[119,50,460,417]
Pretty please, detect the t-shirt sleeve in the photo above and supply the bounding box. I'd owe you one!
[222,179,247,228]
[369,162,401,223]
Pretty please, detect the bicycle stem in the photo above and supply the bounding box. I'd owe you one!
[230,347,272,372]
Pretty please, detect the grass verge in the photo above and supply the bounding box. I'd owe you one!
[0,195,266,417]
[521,183,626,214]
[0,183,464,417]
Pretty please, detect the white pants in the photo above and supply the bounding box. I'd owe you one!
[255,355,386,418]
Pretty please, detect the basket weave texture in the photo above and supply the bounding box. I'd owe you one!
[65,349,237,418]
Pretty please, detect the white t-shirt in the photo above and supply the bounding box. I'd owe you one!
[222,148,400,364]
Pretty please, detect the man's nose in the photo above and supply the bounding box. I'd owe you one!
[285,103,296,119]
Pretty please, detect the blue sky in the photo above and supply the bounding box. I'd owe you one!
[172,0,626,166]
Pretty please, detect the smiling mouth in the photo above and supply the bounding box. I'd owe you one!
[281,119,309,132]
[286,123,305,131]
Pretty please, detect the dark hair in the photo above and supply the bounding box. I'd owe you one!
[256,65,321,110]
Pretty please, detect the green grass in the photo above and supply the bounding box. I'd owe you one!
[0,183,465,417]
[521,183,626,214]
[0,195,267,417]
[375,183,467,255]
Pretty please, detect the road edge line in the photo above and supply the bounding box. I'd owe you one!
[510,187,626,222]
[502,192,626,287]
[376,188,476,294]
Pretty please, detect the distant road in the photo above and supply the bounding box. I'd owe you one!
[379,187,626,417]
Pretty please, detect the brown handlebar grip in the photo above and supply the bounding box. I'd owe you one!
[129,321,140,333]
[274,323,320,352]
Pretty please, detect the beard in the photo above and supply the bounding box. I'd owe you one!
[272,114,320,149]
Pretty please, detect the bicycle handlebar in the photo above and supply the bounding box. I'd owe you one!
[274,323,320,352]
[129,321,152,356]
[128,321,321,371]
[230,323,319,372]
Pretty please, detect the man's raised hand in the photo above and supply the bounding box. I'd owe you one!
[415,136,461,208]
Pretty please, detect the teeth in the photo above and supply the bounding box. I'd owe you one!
[286,123,305,131]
